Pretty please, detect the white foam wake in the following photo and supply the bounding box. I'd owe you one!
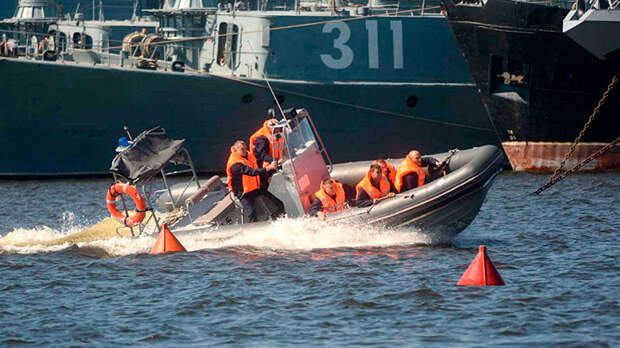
[176,217,434,252]
[0,226,75,254]
[1,216,440,257]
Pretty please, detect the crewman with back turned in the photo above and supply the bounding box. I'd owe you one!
[249,108,284,169]
[310,178,348,219]
[394,150,441,193]
[355,164,396,207]
[226,140,277,223]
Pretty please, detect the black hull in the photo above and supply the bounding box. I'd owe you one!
[441,0,619,145]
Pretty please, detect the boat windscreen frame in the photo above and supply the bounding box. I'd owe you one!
[273,108,333,173]
[266,109,334,216]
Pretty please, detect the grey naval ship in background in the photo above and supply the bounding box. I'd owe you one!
[0,0,499,177]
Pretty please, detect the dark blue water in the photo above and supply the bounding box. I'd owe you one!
[1,172,618,346]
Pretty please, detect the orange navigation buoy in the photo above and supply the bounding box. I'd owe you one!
[149,224,187,254]
[457,245,505,286]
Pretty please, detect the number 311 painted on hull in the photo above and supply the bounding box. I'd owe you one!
[320,20,404,70]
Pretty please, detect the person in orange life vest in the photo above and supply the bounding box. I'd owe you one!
[309,178,348,219]
[226,140,277,223]
[250,110,285,193]
[394,150,442,193]
[250,109,283,169]
[355,164,396,207]
[373,159,397,185]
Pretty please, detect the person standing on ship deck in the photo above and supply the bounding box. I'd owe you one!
[5,39,17,57]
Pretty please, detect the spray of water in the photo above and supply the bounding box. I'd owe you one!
[1,215,443,257]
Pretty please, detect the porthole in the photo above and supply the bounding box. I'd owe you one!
[406,96,418,108]
[241,94,254,104]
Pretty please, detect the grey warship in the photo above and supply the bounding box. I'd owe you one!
[0,0,498,177]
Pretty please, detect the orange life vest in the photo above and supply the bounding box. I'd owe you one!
[226,146,261,194]
[314,180,347,214]
[355,171,391,199]
[394,155,426,193]
[249,120,284,166]
[373,160,397,184]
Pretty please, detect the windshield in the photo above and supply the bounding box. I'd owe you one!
[282,117,316,161]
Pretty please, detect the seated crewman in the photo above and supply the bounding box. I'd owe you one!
[355,164,396,207]
[373,159,397,185]
[226,140,277,223]
[394,150,442,193]
[309,178,347,219]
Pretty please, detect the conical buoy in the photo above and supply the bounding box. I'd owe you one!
[150,224,187,254]
[457,245,505,286]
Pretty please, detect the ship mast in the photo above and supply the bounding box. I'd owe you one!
[99,0,104,21]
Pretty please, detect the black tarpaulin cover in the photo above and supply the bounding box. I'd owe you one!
[110,127,186,182]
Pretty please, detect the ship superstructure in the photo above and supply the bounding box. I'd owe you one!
[563,0,620,62]
[1,0,59,45]
[0,0,499,176]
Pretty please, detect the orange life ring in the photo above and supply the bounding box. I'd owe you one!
[106,183,147,227]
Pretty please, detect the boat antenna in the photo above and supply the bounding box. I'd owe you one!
[249,42,286,120]
[99,0,104,21]
[264,78,286,120]
[123,125,133,141]
[255,52,286,120]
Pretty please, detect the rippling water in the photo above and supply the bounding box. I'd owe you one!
[1,173,618,346]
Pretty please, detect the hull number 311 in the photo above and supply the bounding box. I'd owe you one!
[320,20,404,70]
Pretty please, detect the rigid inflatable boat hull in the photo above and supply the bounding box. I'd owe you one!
[173,145,503,244]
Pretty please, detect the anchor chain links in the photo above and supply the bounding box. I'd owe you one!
[534,75,617,195]
[534,137,619,195]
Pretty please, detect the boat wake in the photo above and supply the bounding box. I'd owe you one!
[0,216,444,257]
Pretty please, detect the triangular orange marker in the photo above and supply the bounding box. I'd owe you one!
[457,245,505,286]
[150,224,187,254]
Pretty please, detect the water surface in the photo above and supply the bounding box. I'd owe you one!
[1,173,618,346]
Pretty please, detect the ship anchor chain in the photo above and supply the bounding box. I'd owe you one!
[534,75,618,195]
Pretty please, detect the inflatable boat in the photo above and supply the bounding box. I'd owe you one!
[104,108,502,244]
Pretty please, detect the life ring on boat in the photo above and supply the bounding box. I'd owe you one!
[106,183,147,227]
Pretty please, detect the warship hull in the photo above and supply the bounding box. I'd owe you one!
[0,57,497,176]
[441,0,620,172]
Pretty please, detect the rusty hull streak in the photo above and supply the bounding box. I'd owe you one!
[502,141,620,172]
